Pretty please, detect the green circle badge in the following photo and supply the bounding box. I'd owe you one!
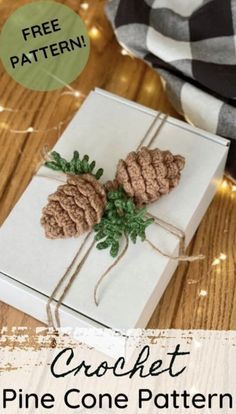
[0,1,90,91]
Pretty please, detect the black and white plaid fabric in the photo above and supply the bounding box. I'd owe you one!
[106,0,236,179]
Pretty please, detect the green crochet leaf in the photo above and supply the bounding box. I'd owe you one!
[44,151,104,179]
[94,188,154,257]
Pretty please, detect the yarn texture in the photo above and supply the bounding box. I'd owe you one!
[115,146,185,206]
[41,174,106,239]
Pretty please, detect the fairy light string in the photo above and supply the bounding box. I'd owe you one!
[0,87,85,135]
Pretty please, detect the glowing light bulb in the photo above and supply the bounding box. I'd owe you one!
[74,91,81,98]
[89,26,100,39]
[232,185,236,192]
[199,289,207,297]
[80,2,89,10]
[219,253,227,261]
[120,75,128,83]
[0,122,8,130]
[145,84,155,93]
[0,105,4,112]
[121,48,129,56]
[212,258,220,266]
[27,127,34,132]
[221,180,228,189]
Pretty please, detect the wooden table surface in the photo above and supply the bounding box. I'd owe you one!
[0,0,235,331]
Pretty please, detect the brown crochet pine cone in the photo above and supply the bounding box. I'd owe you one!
[41,174,106,239]
[115,146,185,206]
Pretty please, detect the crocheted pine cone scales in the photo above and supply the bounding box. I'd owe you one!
[41,174,106,239]
[116,147,185,206]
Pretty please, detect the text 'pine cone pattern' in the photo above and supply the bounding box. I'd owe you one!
[41,174,106,239]
[115,147,185,206]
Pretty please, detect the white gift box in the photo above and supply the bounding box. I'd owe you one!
[0,89,229,336]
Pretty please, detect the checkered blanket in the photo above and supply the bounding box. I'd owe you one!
[106,0,236,179]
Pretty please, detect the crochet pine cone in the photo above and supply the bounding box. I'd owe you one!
[114,147,185,206]
[41,174,106,239]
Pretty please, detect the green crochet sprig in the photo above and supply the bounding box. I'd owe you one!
[94,188,154,257]
[45,151,104,180]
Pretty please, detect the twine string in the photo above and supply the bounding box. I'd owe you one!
[146,212,204,261]
[94,235,129,306]
[46,232,92,330]
[137,112,161,150]
[36,146,67,183]
[145,239,204,262]
[147,212,186,247]
[55,239,96,328]
[146,114,168,149]
[36,173,66,184]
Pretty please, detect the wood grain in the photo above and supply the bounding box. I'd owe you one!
[0,0,235,330]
